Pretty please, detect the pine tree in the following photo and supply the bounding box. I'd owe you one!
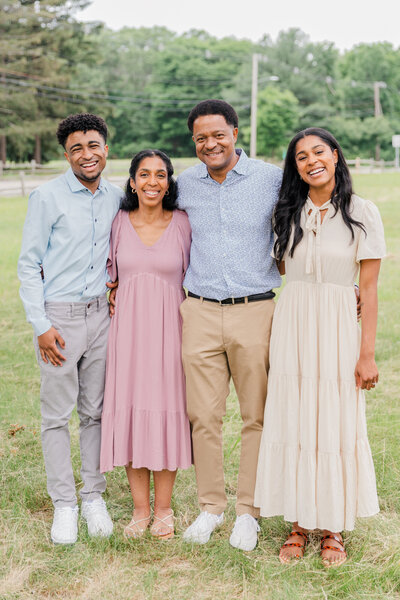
[0,0,97,162]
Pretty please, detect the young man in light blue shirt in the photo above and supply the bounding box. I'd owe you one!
[18,113,122,544]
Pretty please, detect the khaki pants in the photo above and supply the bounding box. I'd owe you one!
[180,296,275,517]
[34,296,110,508]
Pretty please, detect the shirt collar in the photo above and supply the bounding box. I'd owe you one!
[198,148,248,179]
[65,167,108,193]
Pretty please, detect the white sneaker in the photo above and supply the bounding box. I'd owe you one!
[51,506,79,545]
[183,511,224,544]
[81,497,113,537]
[229,514,260,551]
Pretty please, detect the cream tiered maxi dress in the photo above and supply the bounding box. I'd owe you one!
[254,195,386,532]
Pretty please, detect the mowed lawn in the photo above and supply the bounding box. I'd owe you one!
[0,172,399,600]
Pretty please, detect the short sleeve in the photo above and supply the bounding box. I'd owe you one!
[175,210,192,274]
[107,210,122,281]
[356,200,386,263]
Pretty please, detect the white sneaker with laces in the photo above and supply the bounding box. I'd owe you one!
[51,505,79,545]
[229,513,260,551]
[183,511,224,544]
[81,497,113,537]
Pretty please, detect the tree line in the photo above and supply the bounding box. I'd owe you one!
[1,0,400,163]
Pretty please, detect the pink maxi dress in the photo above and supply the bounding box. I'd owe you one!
[100,209,192,473]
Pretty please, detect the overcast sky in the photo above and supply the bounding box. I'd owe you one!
[77,0,400,51]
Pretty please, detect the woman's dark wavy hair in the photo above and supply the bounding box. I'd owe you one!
[120,149,178,212]
[274,127,365,263]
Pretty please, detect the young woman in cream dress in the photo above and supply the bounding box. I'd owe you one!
[254,128,385,566]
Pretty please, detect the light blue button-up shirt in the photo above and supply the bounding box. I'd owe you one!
[18,168,123,336]
[177,149,282,299]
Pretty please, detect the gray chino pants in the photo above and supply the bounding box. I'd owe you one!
[34,296,110,507]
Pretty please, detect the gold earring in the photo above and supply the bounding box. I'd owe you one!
[165,189,169,196]
[131,187,136,193]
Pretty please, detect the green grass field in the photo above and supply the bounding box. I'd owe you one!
[0,172,399,599]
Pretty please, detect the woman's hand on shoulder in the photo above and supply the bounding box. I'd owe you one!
[354,356,379,391]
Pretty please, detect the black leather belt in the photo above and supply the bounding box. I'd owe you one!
[187,291,275,304]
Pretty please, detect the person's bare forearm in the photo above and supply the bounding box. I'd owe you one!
[359,283,378,358]
[355,259,381,390]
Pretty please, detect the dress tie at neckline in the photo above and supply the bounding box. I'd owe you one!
[305,197,331,283]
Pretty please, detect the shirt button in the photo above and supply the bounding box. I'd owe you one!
[94,243,97,246]
[91,266,93,270]
[95,219,97,223]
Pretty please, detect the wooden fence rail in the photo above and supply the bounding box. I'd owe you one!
[346,158,397,172]
[0,159,62,176]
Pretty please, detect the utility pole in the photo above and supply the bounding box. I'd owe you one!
[250,54,259,159]
[0,70,6,163]
[250,54,279,159]
[373,81,387,161]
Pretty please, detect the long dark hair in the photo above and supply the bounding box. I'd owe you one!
[120,149,178,212]
[274,127,365,262]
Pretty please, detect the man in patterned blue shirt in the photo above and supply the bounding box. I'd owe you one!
[18,114,122,545]
[178,99,282,551]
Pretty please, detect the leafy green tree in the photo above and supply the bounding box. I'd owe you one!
[258,29,339,108]
[246,86,299,157]
[76,26,176,158]
[359,116,394,160]
[2,16,399,163]
[338,43,400,119]
[0,0,98,162]
[335,43,400,158]
[147,32,254,156]
[297,102,338,130]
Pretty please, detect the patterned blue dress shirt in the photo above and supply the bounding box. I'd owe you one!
[18,168,123,336]
[177,149,282,299]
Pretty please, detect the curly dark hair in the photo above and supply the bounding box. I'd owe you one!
[56,113,108,148]
[120,149,178,212]
[187,99,239,132]
[274,127,365,263]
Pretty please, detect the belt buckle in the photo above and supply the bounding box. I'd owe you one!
[220,297,235,305]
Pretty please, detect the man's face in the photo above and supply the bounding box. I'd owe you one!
[64,130,108,191]
[192,114,238,179]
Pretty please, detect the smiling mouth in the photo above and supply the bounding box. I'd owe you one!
[81,161,98,169]
[308,167,325,176]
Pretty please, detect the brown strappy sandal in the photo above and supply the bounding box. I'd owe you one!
[279,530,308,564]
[320,533,347,568]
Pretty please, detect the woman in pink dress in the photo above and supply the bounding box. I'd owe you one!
[100,150,192,539]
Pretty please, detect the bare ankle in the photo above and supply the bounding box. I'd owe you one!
[133,506,151,518]
[293,522,308,534]
[154,505,172,514]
